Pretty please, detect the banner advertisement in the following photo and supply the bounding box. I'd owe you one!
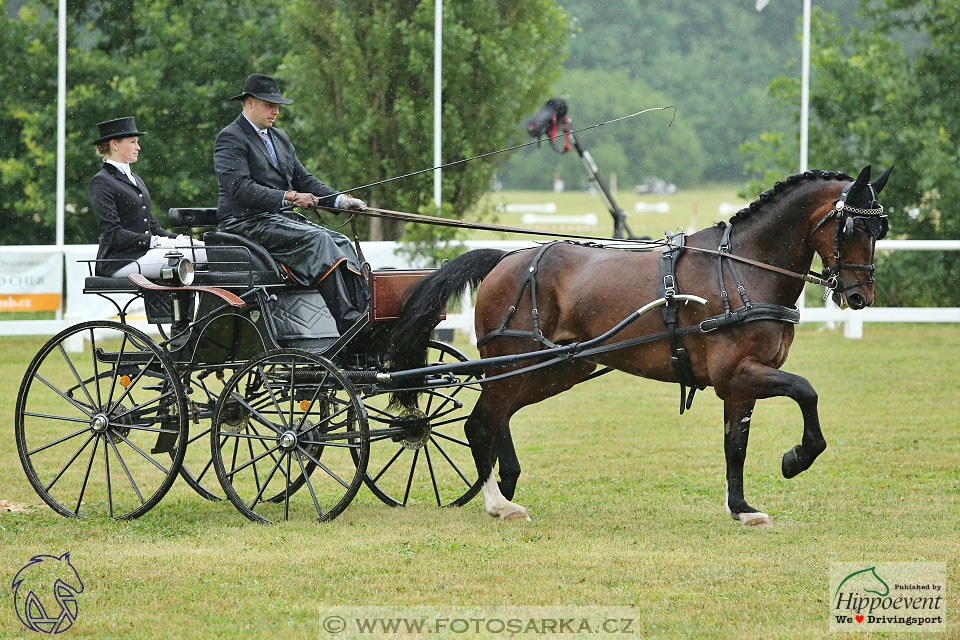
[0,252,63,312]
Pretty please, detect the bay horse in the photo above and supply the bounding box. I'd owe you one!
[389,165,893,526]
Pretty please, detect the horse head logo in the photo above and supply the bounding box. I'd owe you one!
[11,553,84,634]
[834,565,890,600]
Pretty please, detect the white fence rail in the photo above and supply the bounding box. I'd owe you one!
[0,240,956,342]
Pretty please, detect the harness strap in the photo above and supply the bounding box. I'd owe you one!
[658,232,703,414]
[477,242,561,350]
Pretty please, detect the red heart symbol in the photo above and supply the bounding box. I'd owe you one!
[855,615,864,623]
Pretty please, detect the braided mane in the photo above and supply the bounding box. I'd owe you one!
[717,169,852,228]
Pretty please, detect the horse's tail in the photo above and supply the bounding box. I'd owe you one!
[388,248,506,408]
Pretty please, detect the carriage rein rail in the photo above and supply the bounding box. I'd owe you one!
[321,205,839,289]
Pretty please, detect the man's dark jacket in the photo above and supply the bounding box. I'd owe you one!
[214,115,338,223]
[88,163,176,276]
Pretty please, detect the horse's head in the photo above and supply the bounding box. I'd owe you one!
[810,164,894,309]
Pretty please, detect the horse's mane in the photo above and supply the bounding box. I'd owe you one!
[716,169,852,228]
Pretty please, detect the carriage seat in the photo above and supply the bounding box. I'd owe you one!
[199,231,287,286]
[168,207,218,229]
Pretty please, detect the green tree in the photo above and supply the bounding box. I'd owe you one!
[0,0,284,245]
[554,0,866,181]
[281,0,571,242]
[499,68,703,190]
[741,1,960,305]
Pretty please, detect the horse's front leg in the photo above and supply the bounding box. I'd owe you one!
[719,361,827,479]
[723,399,771,526]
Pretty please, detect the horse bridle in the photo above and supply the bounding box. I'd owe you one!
[811,181,888,297]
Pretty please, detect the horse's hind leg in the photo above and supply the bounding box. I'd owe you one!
[465,395,530,521]
[723,399,772,527]
[494,424,521,500]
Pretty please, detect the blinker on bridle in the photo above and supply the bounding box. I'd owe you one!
[812,181,888,297]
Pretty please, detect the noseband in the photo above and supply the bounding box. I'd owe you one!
[812,182,888,297]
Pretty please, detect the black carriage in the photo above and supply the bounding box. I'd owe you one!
[15,208,485,522]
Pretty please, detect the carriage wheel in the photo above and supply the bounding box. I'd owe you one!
[211,350,368,523]
[360,341,483,508]
[15,321,187,519]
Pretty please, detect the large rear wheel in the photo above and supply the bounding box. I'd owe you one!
[361,341,483,508]
[15,321,188,519]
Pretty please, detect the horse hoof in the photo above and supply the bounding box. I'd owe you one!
[781,446,805,479]
[739,512,772,527]
[502,507,531,522]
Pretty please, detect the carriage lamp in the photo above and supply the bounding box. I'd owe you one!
[160,252,195,286]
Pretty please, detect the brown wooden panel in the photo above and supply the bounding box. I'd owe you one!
[370,269,446,322]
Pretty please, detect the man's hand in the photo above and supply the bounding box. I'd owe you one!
[340,196,367,211]
[287,191,319,209]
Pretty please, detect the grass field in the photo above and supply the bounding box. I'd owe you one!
[1,323,958,638]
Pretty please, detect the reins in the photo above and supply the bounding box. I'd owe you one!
[318,204,836,288]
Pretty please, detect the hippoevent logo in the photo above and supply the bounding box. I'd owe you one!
[11,553,84,634]
[829,562,945,633]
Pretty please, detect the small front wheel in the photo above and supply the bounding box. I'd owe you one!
[211,350,368,523]
[15,321,188,519]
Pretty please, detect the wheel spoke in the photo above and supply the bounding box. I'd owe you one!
[432,431,470,447]
[113,430,169,474]
[58,343,97,410]
[106,332,130,410]
[298,446,350,489]
[27,425,91,456]
[402,449,420,506]
[34,373,93,418]
[186,426,212,446]
[423,445,441,506]
[257,364,289,431]
[109,352,160,414]
[43,433,96,493]
[372,447,405,484]
[283,453,292,521]
[429,436,473,487]
[247,454,284,511]
[104,433,113,517]
[88,329,103,408]
[23,411,91,425]
[107,435,145,505]
[228,390,283,435]
[74,435,101,515]
[224,441,280,480]
[296,450,324,519]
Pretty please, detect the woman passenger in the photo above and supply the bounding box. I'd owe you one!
[88,116,203,277]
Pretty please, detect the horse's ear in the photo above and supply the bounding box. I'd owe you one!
[853,165,872,190]
[871,164,894,195]
[60,552,70,562]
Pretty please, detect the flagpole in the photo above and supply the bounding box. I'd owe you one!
[433,0,442,212]
[800,0,810,172]
[56,0,66,320]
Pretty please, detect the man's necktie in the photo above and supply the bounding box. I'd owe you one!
[258,129,280,169]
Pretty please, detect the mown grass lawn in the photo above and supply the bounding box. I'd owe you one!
[1,323,957,638]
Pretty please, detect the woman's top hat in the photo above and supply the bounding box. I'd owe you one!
[230,74,294,105]
[94,117,146,144]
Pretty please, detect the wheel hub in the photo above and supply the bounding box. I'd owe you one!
[91,414,109,433]
[397,408,430,450]
[279,431,298,450]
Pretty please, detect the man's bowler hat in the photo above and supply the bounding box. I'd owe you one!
[230,74,294,105]
[94,117,146,144]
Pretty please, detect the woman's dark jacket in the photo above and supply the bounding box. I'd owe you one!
[88,163,176,276]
